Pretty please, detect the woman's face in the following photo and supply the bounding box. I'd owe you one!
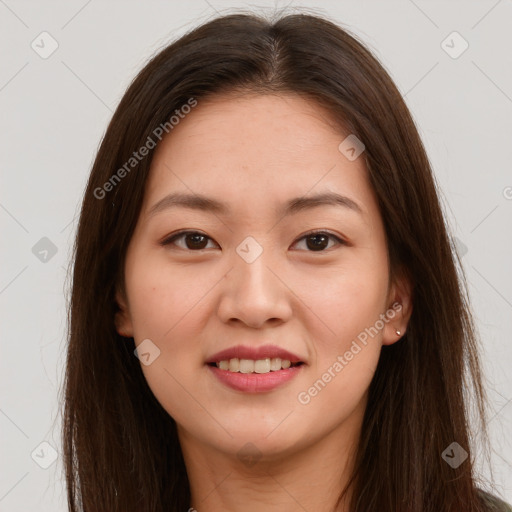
[116,93,410,461]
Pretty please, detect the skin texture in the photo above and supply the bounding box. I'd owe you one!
[115,93,412,512]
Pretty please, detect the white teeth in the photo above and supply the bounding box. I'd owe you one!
[215,357,296,373]
[270,357,281,371]
[239,359,254,374]
[254,358,271,373]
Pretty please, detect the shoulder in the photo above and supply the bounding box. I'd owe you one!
[478,489,512,512]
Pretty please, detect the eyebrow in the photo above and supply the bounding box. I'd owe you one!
[147,191,363,218]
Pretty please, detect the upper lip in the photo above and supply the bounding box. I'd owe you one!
[206,344,305,364]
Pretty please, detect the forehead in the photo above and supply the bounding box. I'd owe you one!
[143,93,374,218]
[153,93,346,162]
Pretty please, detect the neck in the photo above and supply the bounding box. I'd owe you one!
[178,407,363,512]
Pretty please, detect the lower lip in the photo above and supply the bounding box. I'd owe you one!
[207,364,304,393]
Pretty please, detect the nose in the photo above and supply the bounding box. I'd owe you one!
[216,245,293,329]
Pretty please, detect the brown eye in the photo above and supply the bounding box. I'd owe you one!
[306,233,329,251]
[292,231,345,252]
[161,231,217,251]
[183,233,209,250]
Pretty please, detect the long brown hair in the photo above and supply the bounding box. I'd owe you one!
[62,10,493,511]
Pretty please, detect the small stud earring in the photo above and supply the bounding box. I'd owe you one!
[396,330,401,336]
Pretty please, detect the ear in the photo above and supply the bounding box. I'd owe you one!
[114,288,134,338]
[382,268,413,346]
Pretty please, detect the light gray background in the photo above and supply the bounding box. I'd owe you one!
[1,1,511,510]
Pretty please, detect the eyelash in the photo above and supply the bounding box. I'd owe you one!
[160,229,346,252]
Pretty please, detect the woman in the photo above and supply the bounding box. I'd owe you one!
[61,11,511,512]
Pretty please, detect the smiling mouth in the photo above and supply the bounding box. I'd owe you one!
[207,358,304,374]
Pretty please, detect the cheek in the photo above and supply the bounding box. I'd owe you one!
[125,260,213,427]
[297,256,389,344]
[296,282,384,425]
[124,251,215,403]
[294,257,387,407]
[125,251,215,340]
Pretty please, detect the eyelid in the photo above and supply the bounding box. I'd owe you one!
[290,229,346,251]
[160,229,217,248]
[297,228,345,242]
[160,229,347,250]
